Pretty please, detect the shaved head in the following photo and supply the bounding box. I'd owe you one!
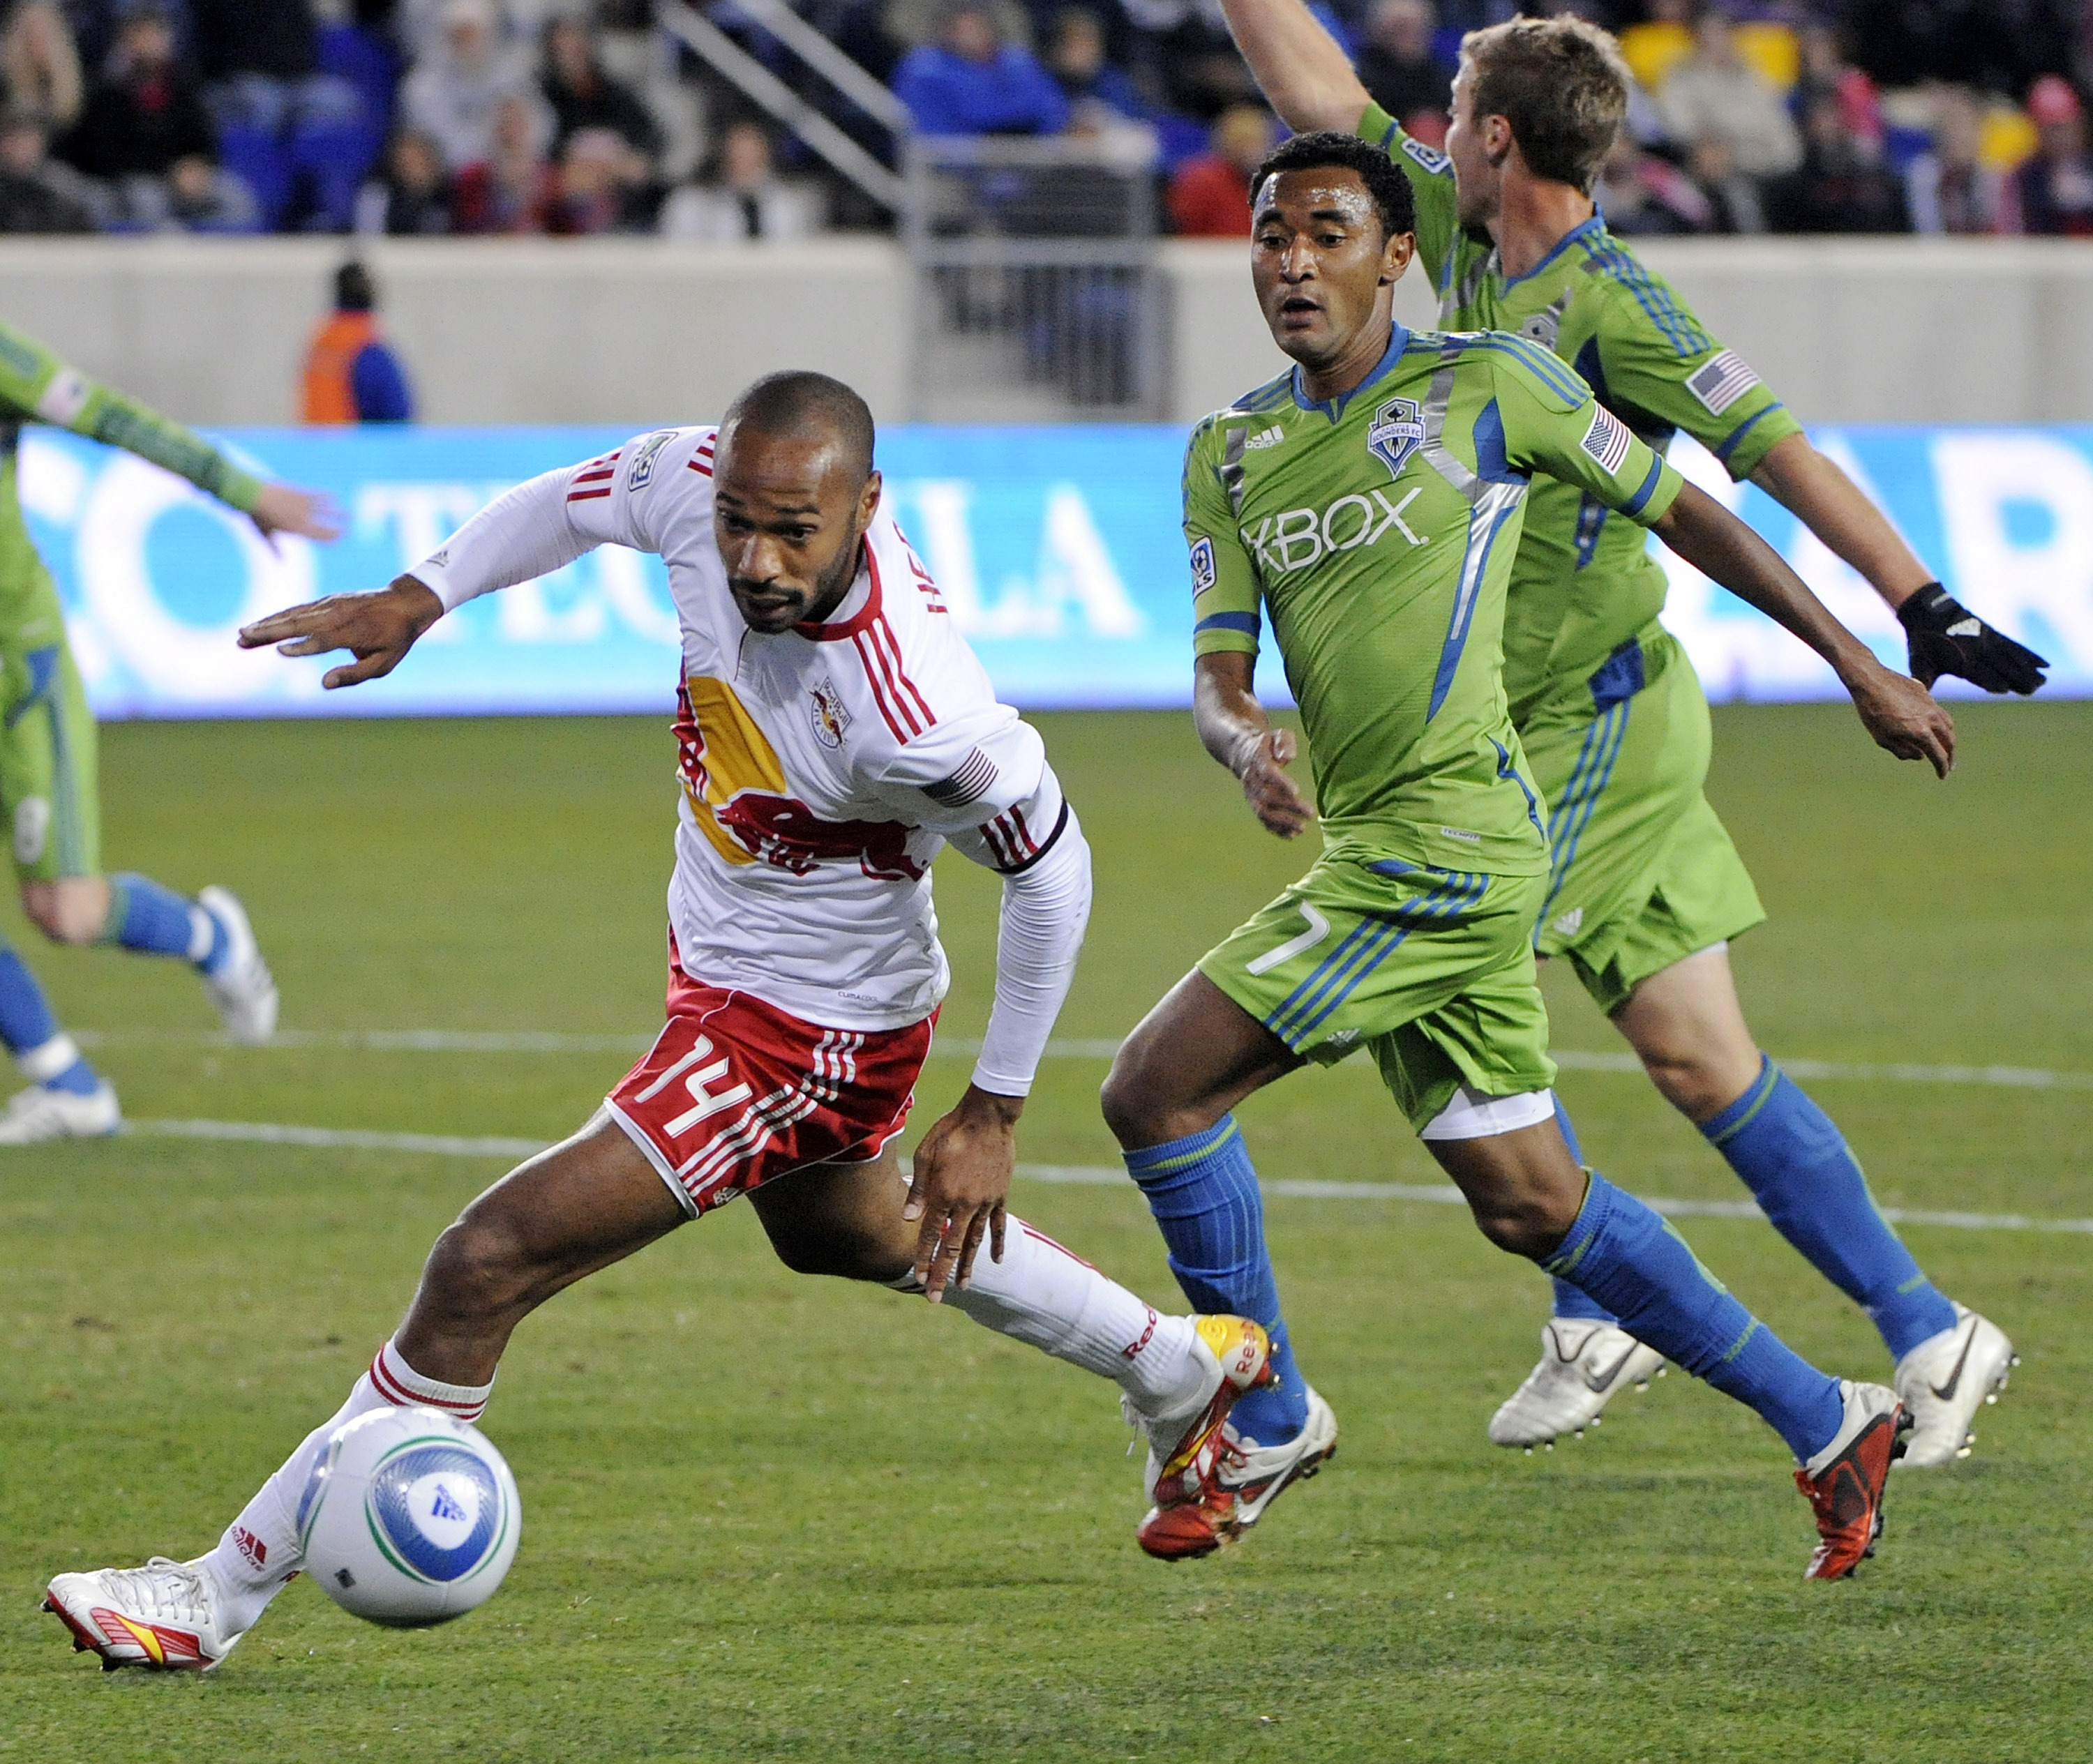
[720,371,876,488]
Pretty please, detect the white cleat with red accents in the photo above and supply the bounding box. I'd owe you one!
[44,1558,243,1671]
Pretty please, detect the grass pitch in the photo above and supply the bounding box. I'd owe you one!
[3,703,2090,1763]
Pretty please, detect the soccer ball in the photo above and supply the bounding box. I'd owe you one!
[298,1405,521,1629]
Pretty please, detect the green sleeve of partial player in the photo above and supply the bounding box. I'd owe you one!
[1358,100,1460,289]
[1184,419,1260,658]
[1487,334,1683,527]
[0,317,264,513]
[1590,277,1801,482]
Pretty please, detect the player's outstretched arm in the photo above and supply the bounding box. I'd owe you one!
[1651,481,1955,777]
[1194,651,1314,838]
[1748,433,2048,696]
[237,575,443,689]
[1216,0,1373,135]
[247,482,345,545]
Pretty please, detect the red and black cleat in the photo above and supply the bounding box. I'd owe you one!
[1797,1385,1913,1580]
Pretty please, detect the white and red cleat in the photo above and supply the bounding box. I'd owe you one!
[1129,1314,1273,1560]
[1213,1385,1340,1534]
[44,1558,242,1671]
[1798,1382,1912,1581]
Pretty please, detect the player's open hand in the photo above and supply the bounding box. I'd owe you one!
[1236,728,1314,839]
[238,575,444,689]
[904,1084,1020,1302]
[248,483,343,546]
[1845,658,1956,778]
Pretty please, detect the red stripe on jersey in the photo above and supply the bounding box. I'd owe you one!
[872,617,937,729]
[851,630,911,741]
[573,469,615,485]
[1021,1223,1099,1272]
[979,815,1016,869]
[687,459,713,477]
[1005,801,1037,854]
[567,488,612,502]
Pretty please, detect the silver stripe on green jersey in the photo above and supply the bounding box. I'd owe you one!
[1418,358,1480,502]
[1220,422,1250,520]
[1439,248,1496,328]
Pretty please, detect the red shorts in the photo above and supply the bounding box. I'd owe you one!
[607,947,935,1217]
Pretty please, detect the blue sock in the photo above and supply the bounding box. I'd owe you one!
[1546,1095,1616,1325]
[1705,1056,1957,1362]
[1124,1115,1308,1445]
[107,873,220,969]
[1545,1170,1845,1462]
[0,947,98,1093]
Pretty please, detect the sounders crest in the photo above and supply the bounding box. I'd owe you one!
[1367,396,1425,481]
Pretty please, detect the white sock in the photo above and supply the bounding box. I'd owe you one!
[185,904,216,967]
[933,1216,1206,1414]
[200,1341,494,1634]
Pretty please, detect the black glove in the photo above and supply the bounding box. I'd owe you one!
[1896,583,2048,695]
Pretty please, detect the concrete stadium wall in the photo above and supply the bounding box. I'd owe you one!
[0,234,2087,428]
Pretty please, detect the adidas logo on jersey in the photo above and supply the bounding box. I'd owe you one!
[1552,907,1584,937]
[1243,425,1286,451]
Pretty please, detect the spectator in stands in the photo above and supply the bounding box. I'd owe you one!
[1121,0,1261,123]
[1356,0,1452,144]
[451,88,550,232]
[2007,74,2093,236]
[1593,133,1716,234]
[59,2,225,223]
[1907,85,2006,235]
[893,1,1068,136]
[162,148,262,230]
[546,123,654,234]
[1166,101,1270,236]
[402,0,538,172]
[659,119,821,241]
[301,259,414,424]
[1764,86,1910,233]
[883,0,1032,56]
[1043,7,1143,121]
[539,15,660,166]
[1658,6,1801,183]
[188,0,359,137]
[355,125,455,234]
[0,106,97,229]
[3,2,82,134]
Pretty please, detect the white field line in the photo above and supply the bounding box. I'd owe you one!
[71,1029,2093,1092]
[120,1119,2093,1237]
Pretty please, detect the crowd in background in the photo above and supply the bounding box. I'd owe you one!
[0,0,2086,238]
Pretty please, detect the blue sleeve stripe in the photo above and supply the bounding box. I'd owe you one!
[1622,453,1664,517]
[1712,403,1780,468]
[1593,247,1712,358]
[1195,612,1261,636]
[1467,336,1584,404]
[1377,119,1400,152]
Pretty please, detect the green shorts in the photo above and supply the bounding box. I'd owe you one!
[1520,626,1763,1016]
[0,638,100,883]
[1199,855,1556,1131]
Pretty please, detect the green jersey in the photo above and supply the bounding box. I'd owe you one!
[1185,323,1685,878]
[1361,102,1803,719]
[0,317,264,645]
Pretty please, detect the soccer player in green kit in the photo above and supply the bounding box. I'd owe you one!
[1099,128,1959,1578]
[1196,3,2030,1468]
[0,318,337,1141]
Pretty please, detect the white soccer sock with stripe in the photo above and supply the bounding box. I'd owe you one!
[198,1341,494,1634]
[931,1217,1207,1415]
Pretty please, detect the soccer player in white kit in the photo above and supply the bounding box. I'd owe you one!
[43,372,1270,1673]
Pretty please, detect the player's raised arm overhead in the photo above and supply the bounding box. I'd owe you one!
[0,317,340,544]
[1483,339,1955,777]
[1215,0,1371,137]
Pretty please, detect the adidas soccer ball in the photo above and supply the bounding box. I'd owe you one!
[298,1405,521,1629]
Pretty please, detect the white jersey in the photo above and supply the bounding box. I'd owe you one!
[414,425,1070,1035]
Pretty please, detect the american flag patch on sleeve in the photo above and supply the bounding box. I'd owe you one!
[1686,350,1761,416]
[924,748,1000,809]
[1580,406,1633,476]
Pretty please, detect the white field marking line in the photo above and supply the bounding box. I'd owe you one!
[117,1119,2093,1237]
[71,1029,2093,1090]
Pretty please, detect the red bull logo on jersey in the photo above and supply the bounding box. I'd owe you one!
[677,677,924,881]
